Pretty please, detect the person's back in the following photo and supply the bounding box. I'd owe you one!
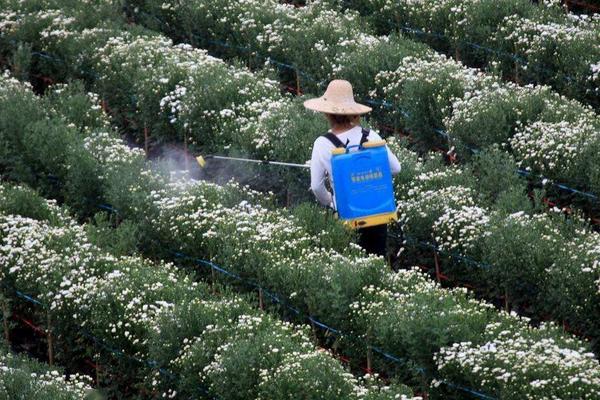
[310,125,401,209]
[304,80,401,257]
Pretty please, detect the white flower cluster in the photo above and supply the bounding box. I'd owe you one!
[435,325,600,399]
[499,14,600,74]
[371,52,502,144]
[96,34,224,117]
[398,182,476,232]
[0,207,200,361]
[376,53,494,114]
[445,76,600,188]
[510,119,600,176]
[444,82,547,138]
[0,351,93,398]
[0,70,33,99]
[0,184,72,225]
[0,214,93,304]
[46,83,111,131]
[433,205,491,253]
[83,130,146,180]
[592,62,600,82]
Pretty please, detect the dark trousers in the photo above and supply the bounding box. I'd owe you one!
[358,224,388,257]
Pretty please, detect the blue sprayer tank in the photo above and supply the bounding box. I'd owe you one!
[331,141,398,229]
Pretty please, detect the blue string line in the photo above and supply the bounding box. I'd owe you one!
[259,287,301,317]
[14,290,44,307]
[370,346,427,375]
[31,51,63,63]
[97,204,120,213]
[82,330,178,380]
[517,169,599,200]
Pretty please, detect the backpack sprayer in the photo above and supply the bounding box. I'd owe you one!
[329,140,397,228]
[196,138,397,229]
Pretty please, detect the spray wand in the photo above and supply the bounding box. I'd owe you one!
[196,155,310,169]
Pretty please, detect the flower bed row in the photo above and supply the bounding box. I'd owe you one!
[1,69,600,399]
[116,0,600,200]
[0,181,417,400]
[340,0,600,110]
[0,348,94,399]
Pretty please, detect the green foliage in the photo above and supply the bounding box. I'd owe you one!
[0,184,66,224]
[86,212,140,257]
[354,271,503,374]
[468,147,526,207]
[481,211,563,308]
[10,42,32,82]
[336,32,431,97]
[146,294,255,374]
[44,81,111,133]
[290,202,357,253]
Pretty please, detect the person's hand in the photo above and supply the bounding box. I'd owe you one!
[325,202,338,218]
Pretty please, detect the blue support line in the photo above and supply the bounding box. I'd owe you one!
[97,204,120,213]
[14,290,44,307]
[517,169,599,201]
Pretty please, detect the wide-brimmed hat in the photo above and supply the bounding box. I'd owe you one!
[303,80,372,115]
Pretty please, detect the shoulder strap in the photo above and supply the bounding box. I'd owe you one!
[323,132,347,148]
[360,127,370,146]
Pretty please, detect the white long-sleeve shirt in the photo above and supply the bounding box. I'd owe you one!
[310,126,401,207]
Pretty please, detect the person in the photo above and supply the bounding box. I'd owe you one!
[304,79,401,257]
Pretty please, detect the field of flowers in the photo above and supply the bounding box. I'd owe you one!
[1,0,600,398]
[2,69,600,398]
[340,0,600,109]
[4,0,599,340]
[3,0,600,202]
[1,181,419,399]
[120,0,600,201]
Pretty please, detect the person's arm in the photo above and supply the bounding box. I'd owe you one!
[310,139,333,207]
[368,130,401,175]
[386,146,401,175]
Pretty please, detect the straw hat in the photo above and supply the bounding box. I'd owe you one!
[303,80,372,115]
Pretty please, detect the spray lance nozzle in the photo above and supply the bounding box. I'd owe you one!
[196,155,216,168]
